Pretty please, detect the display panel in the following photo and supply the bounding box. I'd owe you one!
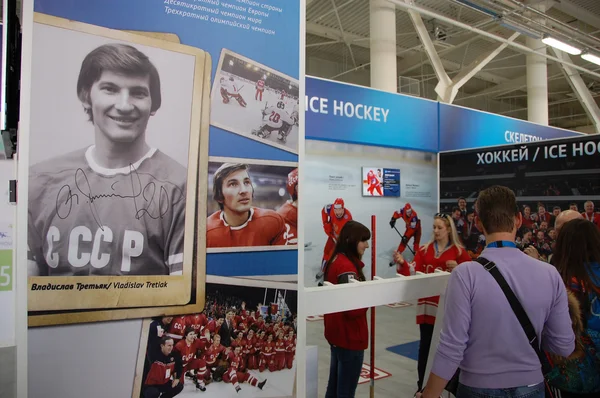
[27,14,209,323]
[439,135,600,260]
[361,167,400,197]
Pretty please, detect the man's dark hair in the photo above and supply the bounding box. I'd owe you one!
[77,43,161,122]
[160,336,174,346]
[476,186,519,234]
[184,327,195,338]
[458,197,466,202]
[553,206,561,211]
[452,206,461,213]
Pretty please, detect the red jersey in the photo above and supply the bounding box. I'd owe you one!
[186,314,207,333]
[228,352,244,370]
[262,341,275,356]
[285,336,296,353]
[243,337,256,355]
[321,205,352,241]
[399,244,471,325]
[366,170,380,188]
[538,211,553,225]
[392,207,420,231]
[145,353,178,386]
[167,316,187,340]
[582,212,600,229]
[204,343,225,365]
[231,337,246,350]
[205,319,217,334]
[174,339,196,366]
[521,213,536,230]
[207,208,288,247]
[195,335,210,353]
[256,80,265,90]
[277,202,297,245]
[275,338,286,355]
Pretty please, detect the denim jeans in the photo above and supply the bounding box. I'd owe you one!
[325,345,364,398]
[457,382,545,398]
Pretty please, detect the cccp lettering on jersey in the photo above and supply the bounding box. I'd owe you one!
[45,225,144,272]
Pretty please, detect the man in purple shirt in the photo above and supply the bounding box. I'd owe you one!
[418,186,574,398]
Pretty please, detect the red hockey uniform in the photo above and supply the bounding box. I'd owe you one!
[255,79,265,101]
[207,208,288,247]
[144,352,180,386]
[28,147,186,276]
[583,212,600,229]
[398,244,471,325]
[391,203,421,254]
[166,316,187,342]
[321,199,353,267]
[204,342,225,368]
[285,335,296,369]
[274,338,286,371]
[365,170,382,196]
[174,339,208,382]
[259,341,276,372]
[277,202,298,245]
[223,351,262,389]
[521,212,536,230]
[186,314,207,334]
[243,336,258,370]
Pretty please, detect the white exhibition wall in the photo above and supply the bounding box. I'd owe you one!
[304,140,438,287]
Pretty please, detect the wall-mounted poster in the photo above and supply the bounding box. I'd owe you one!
[210,49,300,155]
[27,14,210,326]
[206,158,298,253]
[132,279,297,398]
[305,140,438,287]
[361,167,401,197]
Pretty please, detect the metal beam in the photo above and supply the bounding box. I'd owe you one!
[306,21,509,85]
[550,48,600,133]
[548,0,600,31]
[443,32,520,103]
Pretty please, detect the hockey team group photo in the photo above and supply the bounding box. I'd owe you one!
[135,283,297,398]
[210,49,300,154]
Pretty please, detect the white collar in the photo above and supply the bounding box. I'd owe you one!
[220,208,255,230]
[85,145,157,177]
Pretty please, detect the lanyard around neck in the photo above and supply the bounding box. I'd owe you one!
[486,241,517,249]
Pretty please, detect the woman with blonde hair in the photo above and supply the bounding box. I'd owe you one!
[394,212,471,394]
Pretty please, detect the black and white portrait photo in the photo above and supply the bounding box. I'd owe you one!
[210,49,300,154]
[26,13,210,320]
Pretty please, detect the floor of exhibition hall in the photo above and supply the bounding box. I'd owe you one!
[307,301,425,398]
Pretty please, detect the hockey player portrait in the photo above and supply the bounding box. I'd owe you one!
[389,203,421,266]
[28,43,188,277]
[364,168,383,196]
[207,162,297,248]
[316,198,353,283]
[277,168,298,246]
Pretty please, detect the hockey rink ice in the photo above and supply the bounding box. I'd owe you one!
[211,72,299,154]
[176,365,296,397]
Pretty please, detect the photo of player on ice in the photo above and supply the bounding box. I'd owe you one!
[211,49,299,154]
[206,160,299,250]
[315,198,353,284]
[363,168,383,196]
[135,282,297,398]
[219,76,247,107]
[388,203,422,266]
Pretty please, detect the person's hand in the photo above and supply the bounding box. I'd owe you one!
[524,245,540,260]
[446,260,458,271]
[172,379,180,388]
[393,251,405,265]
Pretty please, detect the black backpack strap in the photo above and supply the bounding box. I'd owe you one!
[475,257,548,373]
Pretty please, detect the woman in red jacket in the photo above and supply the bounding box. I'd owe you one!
[394,213,471,394]
[323,220,371,398]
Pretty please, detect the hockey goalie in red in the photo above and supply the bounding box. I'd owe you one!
[207,163,290,247]
[316,198,353,281]
[277,168,298,245]
[389,203,422,263]
[365,169,383,196]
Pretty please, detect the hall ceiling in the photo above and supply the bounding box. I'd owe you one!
[306,0,600,131]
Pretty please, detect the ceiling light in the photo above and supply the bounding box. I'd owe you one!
[581,51,600,66]
[541,34,581,55]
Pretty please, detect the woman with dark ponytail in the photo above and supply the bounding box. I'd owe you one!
[323,220,371,398]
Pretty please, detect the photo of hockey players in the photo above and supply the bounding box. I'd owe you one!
[305,140,438,287]
[439,135,600,263]
[26,14,209,317]
[207,158,299,251]
[133,282,297,398]
[210,49,300,154]
[362,167,384,196]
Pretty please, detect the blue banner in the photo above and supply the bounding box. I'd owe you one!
[439,103,582,152]
[305,76,439,153]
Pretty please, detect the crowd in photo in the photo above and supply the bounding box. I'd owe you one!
[141,290,297,397]
[443,198,600,263]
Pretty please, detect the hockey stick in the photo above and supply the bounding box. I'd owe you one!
[393,226,416,255]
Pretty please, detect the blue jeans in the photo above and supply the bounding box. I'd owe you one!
[325,345,364,398]
[457,382,545,398]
